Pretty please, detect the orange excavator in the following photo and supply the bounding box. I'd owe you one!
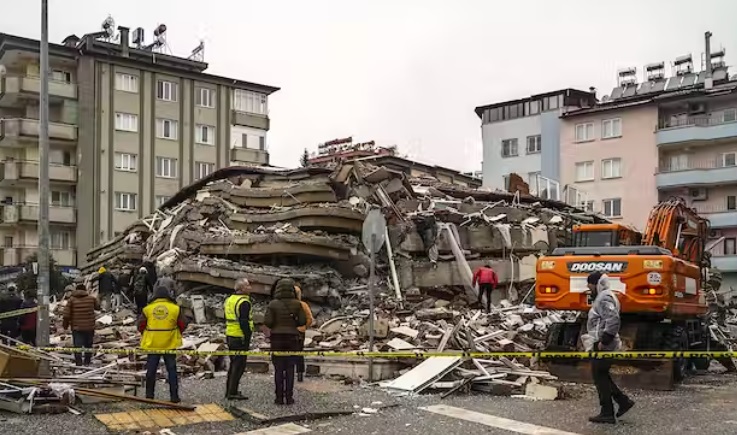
[535,198,716,390]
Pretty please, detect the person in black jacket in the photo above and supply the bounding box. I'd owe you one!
[97,266,119,311]
[0,286,22,343]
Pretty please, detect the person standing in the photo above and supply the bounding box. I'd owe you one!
[224,278,254,400]
[472,262,498,312]
[155,267,177,298]
[96,266,118,312]
[63,284,99,366]
[264,278,306,405]
[584,272,635,424]
[0,286,22,343]
[133,267,152,315]
[19,289,38,346]
[294,284,313,382]
[138,286,186,403]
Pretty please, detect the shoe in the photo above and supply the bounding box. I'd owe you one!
[286,397,295,405]
[226,394,249,401]
[170,397,181,404]
[588,414,616,424]
[616,399,635,417]
[297,373,304,382]
[274,396,284,405]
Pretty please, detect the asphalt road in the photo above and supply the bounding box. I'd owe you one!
[3,371,737,434]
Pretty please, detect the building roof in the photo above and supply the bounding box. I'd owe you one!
[0,31,280,95]
[353,154,482,186]
[474,88,594,119]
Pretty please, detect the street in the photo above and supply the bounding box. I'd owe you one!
[3,371,737,435]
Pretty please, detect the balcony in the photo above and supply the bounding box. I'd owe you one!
[0,118,78,147]
[231,147,270,165]
[655,159,737,188]
[710,245,737,272]
[231,110,270,131]
[0,246,76,266]
[691,203,737,229]
[0,160,78,185]
[1,204,76,225]
[657,112,737,146]
[0,75,77,107]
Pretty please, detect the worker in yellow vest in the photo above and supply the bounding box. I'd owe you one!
[224,278,255,400]
[138,286,186,403]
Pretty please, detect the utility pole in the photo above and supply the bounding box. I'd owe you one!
[37,0,51,364]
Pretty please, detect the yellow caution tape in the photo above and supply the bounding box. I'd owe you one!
[0,307,38,320]
[14,345,736,360]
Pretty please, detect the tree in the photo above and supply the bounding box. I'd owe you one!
[300,148,310,167]
[15,253,71,297]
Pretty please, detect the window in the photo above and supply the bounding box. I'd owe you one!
[728,195,736,211]
[575,123,594,142]
[583,200,595,212]
[196,125,215,145]
[526,135,541,154]
[155,195,170,207]
[156,119,178,140]
[157,80,178,102]
[575,161,594,181]
[669,154,689,171]
[542,95,560,111]
[725,238,736,256]
[602,118,622,139]
[50,149,73,166]
[529,100,540,115]
[196,87,215,108]
[722,108,737,123]
[233,89,267,115]
[528,171,541,186]
[156,157,177,178]
[502,174,510,189]
[196,162,215,179]
[601,158,622,179]
[722,152,736,167]
[115,192,137,211]
[115,113,138,132]
[51,191,74,207]
[51,70,71,83]
[115,73,138,93]
[51,231,71,250]
[114,152,137,172]
[259,136,266,150]
[603,198,622,218]
[501,139,518,157]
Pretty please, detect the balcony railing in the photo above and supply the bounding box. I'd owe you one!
[0,203,76,224]
[690,203,737,214]
[0,118,78,142]
[0,160,78,183]
[0,75,78,100]
[658,110,737,130]
[658,158,736,173]
[1,246,76,266]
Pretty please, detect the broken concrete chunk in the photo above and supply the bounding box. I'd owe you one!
[415,308,454,321]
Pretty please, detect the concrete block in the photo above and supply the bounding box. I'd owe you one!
[525,383,558,400]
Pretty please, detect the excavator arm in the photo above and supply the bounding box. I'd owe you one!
[642,198,710,266]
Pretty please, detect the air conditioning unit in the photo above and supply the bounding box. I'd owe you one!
[689,188,708,201]
[688,103,707,114]
[710,229,723,238]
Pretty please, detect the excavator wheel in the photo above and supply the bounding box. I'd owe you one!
[692,357,711,371]
[664,325,689,382]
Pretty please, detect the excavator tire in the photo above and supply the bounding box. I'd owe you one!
[692,357,711,371]
[664,325,689,382]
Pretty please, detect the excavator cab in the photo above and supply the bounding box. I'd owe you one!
[535,199,716,390]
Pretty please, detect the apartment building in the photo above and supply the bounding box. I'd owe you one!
[560,44,737,290]
[0,25,278,269]
[475,88,596,196]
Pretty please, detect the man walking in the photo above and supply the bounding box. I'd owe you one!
[585,272,635,424]
[139,286,186,403]
[472,262,498,312]
[133,267,152,315]
[96,266,118,312]
[224,278,254,400]
[294,284,313,382]
[63,284,99,366]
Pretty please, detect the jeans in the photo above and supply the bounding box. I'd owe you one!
[72,330,94,366]
[134,293,148,315]
[145,354,179,401]
[478,283,494,312]
[271,333,300,401]
[296,332,306,374]
[591,357,628,415]
[226,334,251,397]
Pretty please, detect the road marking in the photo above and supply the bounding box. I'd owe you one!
[421,404,582,435]
[236,423,312,434]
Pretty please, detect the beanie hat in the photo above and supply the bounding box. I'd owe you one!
[275,278,297,296]
[587,271,602,285]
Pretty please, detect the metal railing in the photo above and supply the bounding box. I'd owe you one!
[710,244,736,257]
[658,109,737,130]
[690,202,737,214]
[658,158,736,173]
[528,174,560,202]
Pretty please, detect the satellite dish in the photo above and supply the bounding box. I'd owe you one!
[102,15,115,38]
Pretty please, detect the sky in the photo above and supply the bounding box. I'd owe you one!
[2,0,737,172]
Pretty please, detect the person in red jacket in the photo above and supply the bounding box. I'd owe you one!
[19,289,38,346]
[472,262,498,313]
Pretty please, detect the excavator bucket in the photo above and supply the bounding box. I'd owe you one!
[541,322,681,391]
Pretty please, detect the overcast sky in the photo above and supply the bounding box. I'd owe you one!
[2,0,737,171]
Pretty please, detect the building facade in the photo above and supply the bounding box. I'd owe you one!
[0,27,278,268]
[475,89,595,196]
[560,50,737,290]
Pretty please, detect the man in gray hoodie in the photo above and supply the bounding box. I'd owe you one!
[585,271,635,424]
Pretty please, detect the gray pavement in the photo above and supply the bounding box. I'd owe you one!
[3,371,737,434]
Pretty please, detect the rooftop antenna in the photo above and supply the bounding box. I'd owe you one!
[101,15,116,41]
[188,40,205,62]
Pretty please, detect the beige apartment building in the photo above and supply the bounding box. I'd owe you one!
[0,27,278,269]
